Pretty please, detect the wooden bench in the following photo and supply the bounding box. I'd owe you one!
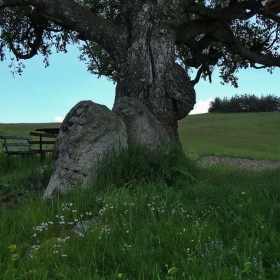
[1,134,57,161]
[1,136,35,156]
[29,132,57,161]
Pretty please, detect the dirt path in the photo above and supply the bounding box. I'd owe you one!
[199,156,280,170]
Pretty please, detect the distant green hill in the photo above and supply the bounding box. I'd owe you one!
[0,123,61,137]
[179,112,280,161]
[1,113,279,161]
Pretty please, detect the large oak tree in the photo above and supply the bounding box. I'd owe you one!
[1,0,280,140]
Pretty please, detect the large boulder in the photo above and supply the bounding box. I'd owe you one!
[43,101,127,198]
[113,97,170,148]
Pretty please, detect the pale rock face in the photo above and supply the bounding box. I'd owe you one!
[113,97,170,148]
[44,98,172,198]
[43,101,127,198]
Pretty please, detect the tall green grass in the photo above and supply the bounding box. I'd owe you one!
[0,123,61,156]
[0,142,280,279]
[179,112,280,161]
[0,153,54,197]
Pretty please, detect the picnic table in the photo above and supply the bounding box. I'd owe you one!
[29,128,60,161]
[1,127,60,162]
[34,128,60,135]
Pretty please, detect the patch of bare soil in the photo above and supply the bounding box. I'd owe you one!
[199,156,280,170]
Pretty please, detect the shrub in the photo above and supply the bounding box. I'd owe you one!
[209,94,280,113]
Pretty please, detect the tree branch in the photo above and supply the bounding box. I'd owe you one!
[182,0,261,21]
[8,24,43,59]
[175,18,219,44]
[211,22,280,68]
[0,0,33,7]
[191,66,204,86]
[0,0,129,58]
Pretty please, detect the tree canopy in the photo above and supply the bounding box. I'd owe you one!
[1,0,280,85]
[1,0,280,140]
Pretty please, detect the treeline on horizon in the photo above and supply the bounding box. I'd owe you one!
[208,94,280,113]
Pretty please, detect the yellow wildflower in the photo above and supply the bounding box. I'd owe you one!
[117,273,123,278]
[12,253,20,262]
[8,244,17,252]
[242,192,246,195]
[187,254,193,261]
[168,267,178,274]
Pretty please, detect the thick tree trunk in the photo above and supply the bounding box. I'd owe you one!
[114,2,196,140]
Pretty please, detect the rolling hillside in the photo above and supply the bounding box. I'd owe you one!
[179,112,280,161]
[1,112,279,161]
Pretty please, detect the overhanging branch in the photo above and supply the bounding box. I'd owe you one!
[211,22,280,68]
[182,0,260,21]
[9,41,38,59]
[0,0,34,8]
[1,0,129,59]
[175,18,219,44]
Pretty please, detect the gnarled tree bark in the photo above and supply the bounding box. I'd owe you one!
[113,1,195,139]
[2,0,280,141]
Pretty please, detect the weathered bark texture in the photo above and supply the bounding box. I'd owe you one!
[2,0,280,140]
[0,0,198,141]
[43,101,127,198]
[114,1,196,140]
[41,0,196,141]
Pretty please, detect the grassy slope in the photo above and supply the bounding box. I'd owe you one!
[179,112,280,161]
[0,148,280,279]
[0,123,61,137]
[1,112,279,161]
[0,123,61,154]
[1,118,280,279]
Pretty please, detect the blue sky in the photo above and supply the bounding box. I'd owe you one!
[0,44,279,123]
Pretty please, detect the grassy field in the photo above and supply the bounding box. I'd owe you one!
[0,123,61,137]
[0,123,61,154]
[0,114,280,279]
[179,112,280,161]
[1,112,279,160]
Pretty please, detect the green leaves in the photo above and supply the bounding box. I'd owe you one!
[78,41,116,81]
[1,0,280,87]
[76,0,123,19]
[0,5,78,74]
[208,94,280,113]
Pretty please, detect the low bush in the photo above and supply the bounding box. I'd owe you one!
[209,94,280,113]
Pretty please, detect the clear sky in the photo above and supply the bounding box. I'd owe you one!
[0,44,279,123]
